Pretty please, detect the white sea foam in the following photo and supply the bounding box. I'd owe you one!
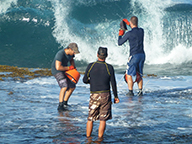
[32,18,38,23]
[25,77,56,85]
[50,0,192,66]
[22,17,30,22]
[177,127,192,130]
[0,0,17,14]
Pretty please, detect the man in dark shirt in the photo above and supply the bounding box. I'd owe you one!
[118,16,145,96]
[83,47,119,138]
[51,43,80,111]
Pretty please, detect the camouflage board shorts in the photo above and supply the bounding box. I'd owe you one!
[88,92,112,121]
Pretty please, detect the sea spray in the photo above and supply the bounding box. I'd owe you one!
[0,0,192,68]
[50,0,192,65]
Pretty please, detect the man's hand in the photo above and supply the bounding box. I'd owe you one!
[114,98,120,103]
[119,29,125,36]
[68,65,75,70]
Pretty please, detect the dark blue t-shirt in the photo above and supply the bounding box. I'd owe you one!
[51,48,74,75]
[118,27,144,56]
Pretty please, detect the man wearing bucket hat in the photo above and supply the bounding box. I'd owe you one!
[118,16,145,96]
[51,43,80,111]
[83,47,119,138]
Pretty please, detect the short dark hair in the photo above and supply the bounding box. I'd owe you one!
[130,16,138,26]
[98,47,108,59]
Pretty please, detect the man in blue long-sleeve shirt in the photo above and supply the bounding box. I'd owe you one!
[118,16,145,96]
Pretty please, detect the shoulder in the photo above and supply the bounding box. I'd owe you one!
[126,29,133,36]
[127,29,133,34]
[139,27,144,32]
[106,63,114,70]
[85,62,96,74]
[87,62,95,68]
[89,62,95,65]
[106,63,112,67]
[56,49,64,56]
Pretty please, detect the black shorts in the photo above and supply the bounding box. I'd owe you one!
[54,72,76,89]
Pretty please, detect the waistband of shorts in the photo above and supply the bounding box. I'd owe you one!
[90,90,110,94]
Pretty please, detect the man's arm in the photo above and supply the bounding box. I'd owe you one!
[55,60,69,71]
[110,66,118,98]
[83,64,91,84]
[118,32,130,46]
[110,66,120,103]
[70,58,76,68]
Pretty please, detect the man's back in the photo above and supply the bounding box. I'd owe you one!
[83,61,113,93]
[118,27,144,56]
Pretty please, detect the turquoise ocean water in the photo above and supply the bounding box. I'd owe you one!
[0,0,192,143]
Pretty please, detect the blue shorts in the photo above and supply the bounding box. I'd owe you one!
[54,72,76,89]
[126,53,145,77]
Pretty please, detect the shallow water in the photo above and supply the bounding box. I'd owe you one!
[1,74,192,143]
[1,0,192,143]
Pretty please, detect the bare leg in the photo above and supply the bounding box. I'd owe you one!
[137,77,143,90]
[126,74,133,90]
[59,87,67,102]
[98,121,106,138]
[86,120,93,137]
[64,87,75,102]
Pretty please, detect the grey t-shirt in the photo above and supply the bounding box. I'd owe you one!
[51,48,74,75]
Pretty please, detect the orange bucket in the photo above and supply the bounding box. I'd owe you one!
[65,69,80,84]
[124,73,128,83]
[124,72,141,83]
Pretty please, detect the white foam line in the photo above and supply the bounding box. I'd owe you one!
[177,127,192,130]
